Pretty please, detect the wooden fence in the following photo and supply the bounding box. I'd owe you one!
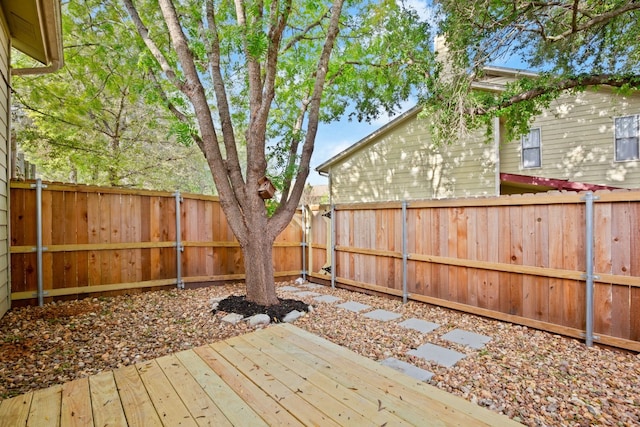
[9,180,640,351]
[306,191,640,352]
[10,181,303,304]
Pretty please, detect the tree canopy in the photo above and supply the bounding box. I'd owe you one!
[427,0,640,143]
[122,0,433,304]
[12,0,215,193]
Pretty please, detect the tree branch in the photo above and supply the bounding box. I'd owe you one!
[121,0,185,91]
[152,0,245,231]
[472,74,640,116]
[534,2,640,42]
[281,13,328,52]
[205,1,247,204]
[271,0,344,235]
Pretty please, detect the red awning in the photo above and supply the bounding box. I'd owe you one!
[500,173,621,192]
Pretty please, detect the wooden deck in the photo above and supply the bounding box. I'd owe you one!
[0,324,521,426]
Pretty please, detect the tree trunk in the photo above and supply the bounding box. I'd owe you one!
[241,231,280,306]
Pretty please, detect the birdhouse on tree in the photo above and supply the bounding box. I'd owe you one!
[258,176,276,199]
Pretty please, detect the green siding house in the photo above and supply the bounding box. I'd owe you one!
[0,0,63,317]
[317,66,640,204]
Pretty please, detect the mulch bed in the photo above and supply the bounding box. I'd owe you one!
[213,295,310,321]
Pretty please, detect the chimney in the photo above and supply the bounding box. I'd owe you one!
[434,34,453,82]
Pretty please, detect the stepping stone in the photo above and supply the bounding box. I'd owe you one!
[300,283,324,289]
[313,295,341,304]
[295,291,321,298]
[283,310,304,323]
[408,343,466,368]
[398,318,440,334]
[442,329,492,349]
[221,313,244,325]
[337,301,371,313]
[248,314,270,327]
[363,309,402,322]
[380,357,434,382]
[279,286,301,292]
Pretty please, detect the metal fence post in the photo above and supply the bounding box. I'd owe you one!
[402,201,408,304]
[301,206,307,280]
[174,191,184,290]
[331,204,336,289]
[31,178,47,306]
[582,191,599,346]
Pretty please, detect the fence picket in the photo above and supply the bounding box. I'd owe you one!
[497,206,511,313]
[611,202,631,338]
[547,204,564,325]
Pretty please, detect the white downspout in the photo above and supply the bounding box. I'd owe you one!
[493,116,501,196]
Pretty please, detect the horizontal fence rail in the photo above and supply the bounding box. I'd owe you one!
[10,180,303,303]
[306,190,640,352]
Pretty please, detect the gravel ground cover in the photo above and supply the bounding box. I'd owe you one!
[0,281,638,426]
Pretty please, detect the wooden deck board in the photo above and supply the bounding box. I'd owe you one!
[268,325,488,426]
[0,392,32,427]
[28,384,62,427]
[112,365,163,427]
[240,329,413,426]
[155,353,233,426]
[0,324,522,426]
[211,339,341,426]
[175,349,268,427]
[88,371,128,427]
[135,359,198,427]
[226,334,372,425]
[60,378,93,427]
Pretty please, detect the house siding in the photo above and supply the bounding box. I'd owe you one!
[500,89,640,188]
[329,114,498,204]
[0,8,9,317]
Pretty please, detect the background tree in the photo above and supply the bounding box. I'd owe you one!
[12,0,216,193]
[428,0,640,143]
[122,0,433,305]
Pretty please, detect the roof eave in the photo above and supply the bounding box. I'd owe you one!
[5,0,64,76]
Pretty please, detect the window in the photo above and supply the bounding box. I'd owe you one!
[521,128,541,168]
[615,115,640,161]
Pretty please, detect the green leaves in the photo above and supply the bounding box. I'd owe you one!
[426,0,640,144]
[12,0,214,194]
[246,31,269,60]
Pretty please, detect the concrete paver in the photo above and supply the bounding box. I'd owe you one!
[381,357,434,381]
[442,329,491,349]
[313,295,341,303]
[363,309,402,322]
[337,301,371,312]
[408,343,466,368]
[295,291,321,298]
[398,318,440,334]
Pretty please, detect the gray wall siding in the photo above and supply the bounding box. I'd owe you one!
[329,114,498,204]
[500,89,640,188]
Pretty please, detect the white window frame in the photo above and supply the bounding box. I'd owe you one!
[521,127,542,169]
[614,114,640,162]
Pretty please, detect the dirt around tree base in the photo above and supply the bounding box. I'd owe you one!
[213,295,310,322]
